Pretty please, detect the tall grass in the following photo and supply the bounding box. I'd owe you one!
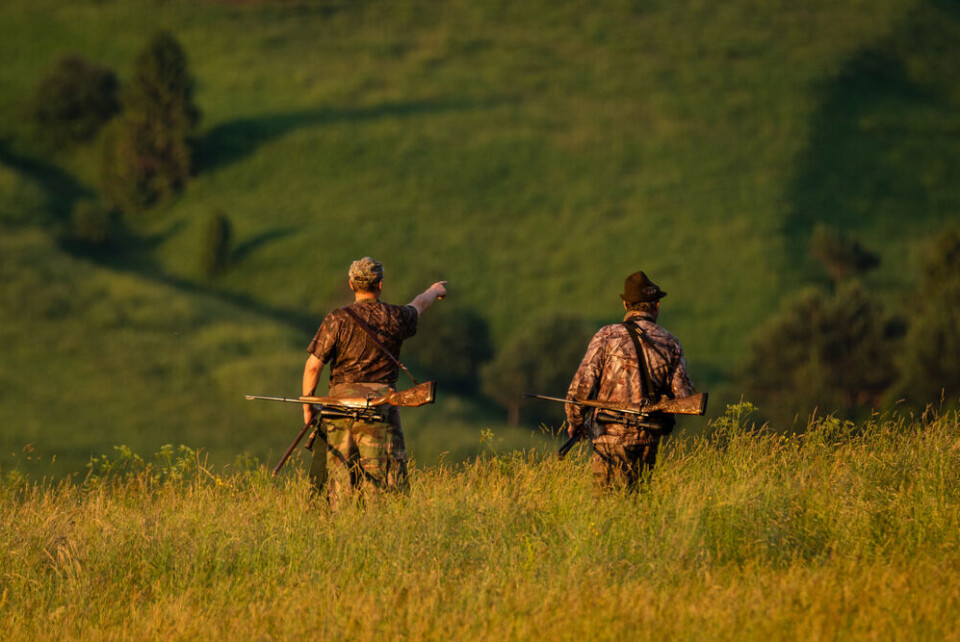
[2,406,958,639]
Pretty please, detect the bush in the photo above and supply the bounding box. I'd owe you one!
[739,282,903,427]
[26,55,120,147]
[480,315,591,426]
[893,228,960,407]
[99,30,200,213]
[200,211,233,278]
[409,306,493,393]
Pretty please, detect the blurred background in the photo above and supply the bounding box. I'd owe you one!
[2,0,959,478]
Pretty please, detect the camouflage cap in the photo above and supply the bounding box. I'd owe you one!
[348,257,383,288]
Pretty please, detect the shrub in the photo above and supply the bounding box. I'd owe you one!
[739,282,903,427]
[893,228,960,407]
[200,210,233,278]
[410,307,493,393]
[480,315,591,426]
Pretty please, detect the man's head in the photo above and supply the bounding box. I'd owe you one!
[348,256,383,294]
[620,270,666,316]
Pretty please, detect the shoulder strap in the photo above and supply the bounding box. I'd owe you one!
[622,321,657,401]
[342,305,420,385]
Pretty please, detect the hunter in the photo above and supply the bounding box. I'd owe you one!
[565,270,697,489]
[302,257,447,506]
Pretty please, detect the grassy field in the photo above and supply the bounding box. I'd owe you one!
[2,0,960,476]
[2,406,958,639]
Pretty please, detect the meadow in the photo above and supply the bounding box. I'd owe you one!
[2,0,960,476]
[2,405,958,639]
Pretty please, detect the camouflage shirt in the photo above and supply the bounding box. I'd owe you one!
[566,311,695,443]
[307,300,418,386]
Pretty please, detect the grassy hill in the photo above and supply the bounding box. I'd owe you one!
[2,0,960,476]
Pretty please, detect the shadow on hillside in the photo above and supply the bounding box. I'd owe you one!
[783,1,960,269]
[0,140,92,224]
[196,99,477,173]
[233,226,298,263]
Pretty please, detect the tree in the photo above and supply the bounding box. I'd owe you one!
[100,30,200,213]
[893,228,960,407]
[739,282,903,427]
[480,315,591,426]
[809,224,880,286]
[408,307,493,393]
[26,55,120,147]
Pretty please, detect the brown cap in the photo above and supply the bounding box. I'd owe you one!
[620,271,667,303]
[348,257,383,288]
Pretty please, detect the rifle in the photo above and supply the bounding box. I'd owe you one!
[247,381,436,475]
[523,392,708,459]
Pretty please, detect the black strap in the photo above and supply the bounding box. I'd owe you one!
[342,305,420,385]
[622,321,657,401]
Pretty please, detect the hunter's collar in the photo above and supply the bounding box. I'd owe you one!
[624,311,656,324]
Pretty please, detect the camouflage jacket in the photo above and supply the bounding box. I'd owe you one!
[565,311,695,444]
[307,300,418,387]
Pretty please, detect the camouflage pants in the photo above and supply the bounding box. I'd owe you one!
[309,407,408,508]
[590,439,659,490]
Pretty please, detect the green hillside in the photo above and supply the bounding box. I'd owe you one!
[2,0,960,476]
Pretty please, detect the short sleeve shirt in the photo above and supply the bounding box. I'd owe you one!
[307,300,419,386]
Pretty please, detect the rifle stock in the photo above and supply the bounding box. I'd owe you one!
[246,381,436,410]
[524,391,708,459]
[522,391,708,417]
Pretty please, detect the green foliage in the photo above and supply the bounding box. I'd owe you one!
[809,223,880,285]
[480,315,592,426]
[199,210,232,278]
[408,306,493,393]
[740,282,903,427]
[99,30,199,213]
[894,228,960,407]
[25,54,120,147]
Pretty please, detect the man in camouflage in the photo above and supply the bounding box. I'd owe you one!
[302,257,447,506]
[566,271,696,489]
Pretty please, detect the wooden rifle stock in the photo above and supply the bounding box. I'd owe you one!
[523,391,708,459]
[249,382,436,476]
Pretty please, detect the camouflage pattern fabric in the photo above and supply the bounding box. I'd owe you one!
[567,310,695,488]
[307,300,418,386]
[307,384,409,507]
[591,441,659,490]
[566,310,695,444]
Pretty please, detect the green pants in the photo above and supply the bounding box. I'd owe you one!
[309,406,408,508]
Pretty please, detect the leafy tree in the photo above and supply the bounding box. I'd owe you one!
[100,30,200,213]
[26,55,120,147]
[200,211,232,278]
[409,307,493,393]
[739,282,903,427]
[480,315,591,426]
[810,224,880,285]
[893,228,960,407]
